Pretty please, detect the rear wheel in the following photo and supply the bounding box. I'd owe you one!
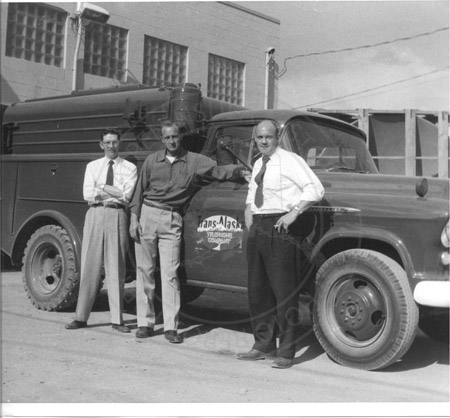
[22,225,79,311]
[313,249,418,370]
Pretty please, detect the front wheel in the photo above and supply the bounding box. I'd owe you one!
[313,249,418,370]
[22,225,79,311]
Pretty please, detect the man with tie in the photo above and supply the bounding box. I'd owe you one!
[237,120,324,368]
[66,128,137,333]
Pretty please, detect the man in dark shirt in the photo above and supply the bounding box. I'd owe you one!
[129,120,247,342]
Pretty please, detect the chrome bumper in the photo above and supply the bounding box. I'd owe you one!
[414,281,450,308]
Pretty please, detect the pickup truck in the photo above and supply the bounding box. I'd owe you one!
[1,85,448,370]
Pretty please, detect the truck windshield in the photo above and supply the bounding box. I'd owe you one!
[283,118,379,174]
[209,118,378,174]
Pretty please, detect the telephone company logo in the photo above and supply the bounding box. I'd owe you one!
[196,215,243,251]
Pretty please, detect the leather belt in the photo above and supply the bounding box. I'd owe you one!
[90,202,125,210]
[144,200,181,213]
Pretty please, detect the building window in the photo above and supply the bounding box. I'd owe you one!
[208,54,244,105]
[5,3,66,67]
[143,36,187,87]
[84,22,128,80]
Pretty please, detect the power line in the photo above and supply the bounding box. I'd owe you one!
[317,74,450,108]
[277,27,449,78]
[292,66,449,109]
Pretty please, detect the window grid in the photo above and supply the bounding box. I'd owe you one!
[208,54,244,105]
[6,3,65,67]
[143,36,187,87]
[84,22,128,80]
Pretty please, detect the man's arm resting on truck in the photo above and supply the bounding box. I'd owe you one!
[195,153,250,181]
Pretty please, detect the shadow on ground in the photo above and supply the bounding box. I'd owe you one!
[83,285,450,372]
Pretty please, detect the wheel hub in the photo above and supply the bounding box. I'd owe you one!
[32,246,63,294]
[334,278,386,341]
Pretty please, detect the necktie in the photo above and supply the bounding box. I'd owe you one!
[254,156,270,208]
[106,160,114,186]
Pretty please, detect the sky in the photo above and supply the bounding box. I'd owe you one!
[242,0,449,112]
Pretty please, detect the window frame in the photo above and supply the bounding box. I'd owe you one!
[142,35,187,87]
[5,3,66,67]
[207,54,244,106]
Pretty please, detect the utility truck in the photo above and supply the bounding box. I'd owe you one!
[1,83,448,370]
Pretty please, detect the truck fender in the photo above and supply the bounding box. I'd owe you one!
[310,225,415,279]
[13,210,82,267]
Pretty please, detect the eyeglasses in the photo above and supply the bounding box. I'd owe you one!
[102,141,119,147]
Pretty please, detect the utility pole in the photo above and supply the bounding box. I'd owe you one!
[264,47,276,110]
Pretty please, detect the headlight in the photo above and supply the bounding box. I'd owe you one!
[441,220,450,248]
[441,251,450,266]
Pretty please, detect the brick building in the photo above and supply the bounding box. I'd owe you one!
[0,2,280,107]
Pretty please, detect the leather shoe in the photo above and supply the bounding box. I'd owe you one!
[65,320,87,330]
[164,330,183,343]
[237,349,275,361]
[136,327,153,338]
[271,357,293,369]
[112,324,131,333]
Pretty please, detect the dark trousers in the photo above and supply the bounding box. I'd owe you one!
[246,215,302,359]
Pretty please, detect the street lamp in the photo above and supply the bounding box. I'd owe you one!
[71,2,110,91]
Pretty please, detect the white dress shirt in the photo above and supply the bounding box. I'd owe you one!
[83,156,137,205]
[246,147,324,214]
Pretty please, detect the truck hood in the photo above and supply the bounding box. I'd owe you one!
[317,172,449,217]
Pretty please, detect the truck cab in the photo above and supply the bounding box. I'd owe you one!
[182,109,449,370]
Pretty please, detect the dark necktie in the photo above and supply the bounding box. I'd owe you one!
[254,156,270,208]
[106,160,114,186]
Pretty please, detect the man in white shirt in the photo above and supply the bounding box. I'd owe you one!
[66,128,137,333]
[237,120,324,368]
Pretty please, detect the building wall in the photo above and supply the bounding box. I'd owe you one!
[0,1,280,108]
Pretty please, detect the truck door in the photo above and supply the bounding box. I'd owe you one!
[183,124,256,289]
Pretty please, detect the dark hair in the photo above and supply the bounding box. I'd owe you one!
[160,120,187,135]
[101,128,121,141]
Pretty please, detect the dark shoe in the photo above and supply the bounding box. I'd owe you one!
[237,349,275,361]
[65,320,87,330]
[271,357,293,369]
[136,327,153,338]
[164,330,183,344]
[112,323,131,333]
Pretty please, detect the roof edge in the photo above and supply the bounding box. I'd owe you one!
[219,1,281,25]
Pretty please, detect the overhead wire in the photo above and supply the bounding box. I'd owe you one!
[316,74,450,108]
[276,27,449,78]
[292,66,449,109]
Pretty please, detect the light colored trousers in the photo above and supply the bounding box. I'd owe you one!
[135,205,182,331]
[75,206,129,325]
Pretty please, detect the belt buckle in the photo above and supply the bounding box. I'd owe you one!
[104,202,122,209]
